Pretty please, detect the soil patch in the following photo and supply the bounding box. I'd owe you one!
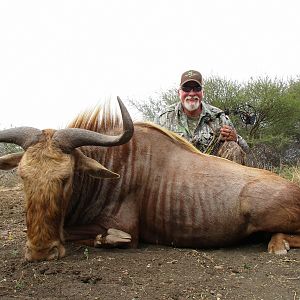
[0,187,299,300]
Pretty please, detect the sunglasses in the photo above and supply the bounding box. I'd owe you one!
[181,85,202,93]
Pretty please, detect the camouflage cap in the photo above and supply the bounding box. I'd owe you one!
[180,70,203,86]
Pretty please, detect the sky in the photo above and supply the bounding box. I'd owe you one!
[0,0,299,129]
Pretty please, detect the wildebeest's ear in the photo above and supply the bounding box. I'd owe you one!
[74,149,120,179]
[0,152,24,170]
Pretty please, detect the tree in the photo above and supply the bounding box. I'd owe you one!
[0,127,23,156]
[239,77,300,148]
[128,76,300,151]
[284,78,300,141]
[128,88,179,122]
[129,77,244,122]
[202,76,242,110]
[0,143,22,156]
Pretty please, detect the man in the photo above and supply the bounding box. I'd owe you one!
[155,70,248,164]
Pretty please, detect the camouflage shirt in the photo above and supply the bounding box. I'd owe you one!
[155,102,248,153]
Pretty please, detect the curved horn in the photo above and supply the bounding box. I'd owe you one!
[53,96,134,153]
[0,127,42,150]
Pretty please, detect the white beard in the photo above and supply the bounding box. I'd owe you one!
[182,96,201,112]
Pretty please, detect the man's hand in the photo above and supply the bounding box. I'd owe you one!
[220,125,237,142]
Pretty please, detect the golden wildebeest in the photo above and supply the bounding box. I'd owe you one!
[0,97,299,261]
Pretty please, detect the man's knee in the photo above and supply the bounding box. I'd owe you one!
[217,141,246,164]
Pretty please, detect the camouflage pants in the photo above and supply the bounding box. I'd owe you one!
[215,141,246,165]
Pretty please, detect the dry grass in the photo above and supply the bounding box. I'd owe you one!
[274,164,300,186]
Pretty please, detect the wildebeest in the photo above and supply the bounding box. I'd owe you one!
[0,97,300,261]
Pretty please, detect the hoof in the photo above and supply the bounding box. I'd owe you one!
[268,238,290,255]
[272,249,288,255]
[107,228,131,239]
[94,228,131,247]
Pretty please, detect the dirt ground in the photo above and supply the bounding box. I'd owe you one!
[0,182,300,300]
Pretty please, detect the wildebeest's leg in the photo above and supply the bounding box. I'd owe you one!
[65,193,139,248]
[94,228,132,247]
[65,225,132,247]
[268,232,300,254]
[241,180,300,254]
[65,224,107,245]
[93,193,140,248]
